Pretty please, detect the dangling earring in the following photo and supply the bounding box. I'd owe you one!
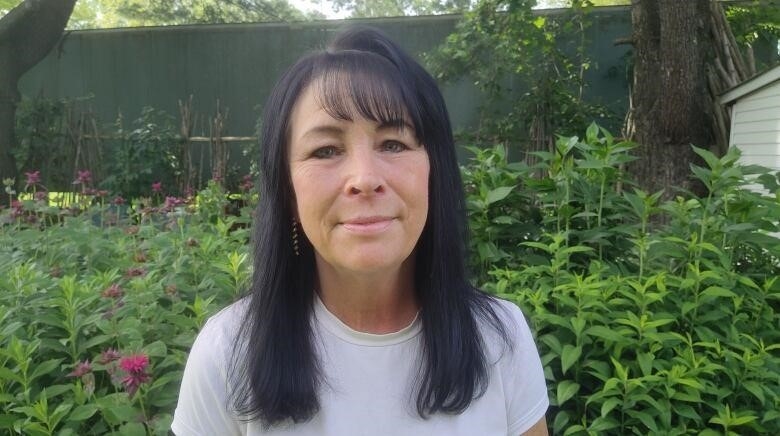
[292,219,300,256]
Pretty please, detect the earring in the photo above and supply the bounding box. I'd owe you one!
[292,219,300,256]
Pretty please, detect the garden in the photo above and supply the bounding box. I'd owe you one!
[2,0,780,435]
[1,122,779,435]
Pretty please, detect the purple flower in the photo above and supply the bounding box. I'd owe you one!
[74,170,92,185]
[151,182,162,193]
[125,267,146,278]
[240,174,254,192]
[25,171,40,186]
[163,196,184,211]
[67,360,92,378]
[99,348,121,365]
[112,196,126,206]
[119,354,151,397]
[101,284,123,299]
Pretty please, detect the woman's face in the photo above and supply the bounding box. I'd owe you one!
[288,84,430,276]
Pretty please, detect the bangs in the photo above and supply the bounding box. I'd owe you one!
[310,50,420,133]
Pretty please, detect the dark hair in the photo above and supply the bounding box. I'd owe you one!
[229,26,510,427]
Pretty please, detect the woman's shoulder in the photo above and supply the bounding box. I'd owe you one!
[477,294,532,335]
[191,297,251,353]
[475,295,538,362]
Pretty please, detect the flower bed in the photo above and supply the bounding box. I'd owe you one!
[0,180,252,435]
[1,124,779,435]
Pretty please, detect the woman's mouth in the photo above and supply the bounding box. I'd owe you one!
[340,216,395,233]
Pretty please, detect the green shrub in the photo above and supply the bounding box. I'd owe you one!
[465,124,780,435]
[1,123,778,434]
[0,186,252,435]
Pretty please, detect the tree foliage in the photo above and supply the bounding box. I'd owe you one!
[88,0,309,26]
[725,0,780,70]
[331,0,475,18]
[429,0,609,153]
[2,0,316,28]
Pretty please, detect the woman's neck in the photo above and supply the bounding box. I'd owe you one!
[314,255,419,334]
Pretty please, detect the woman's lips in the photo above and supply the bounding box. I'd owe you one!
[340,216,395,233]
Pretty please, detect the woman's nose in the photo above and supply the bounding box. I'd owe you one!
[344,150,385,196]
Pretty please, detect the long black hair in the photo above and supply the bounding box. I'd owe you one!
[229,26,511,427]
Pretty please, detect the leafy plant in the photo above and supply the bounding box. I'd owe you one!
[429,0,615,150]
[102,107,181,199]
[468,123,780,435]
[1,123,778,435]
[0,181,250,435]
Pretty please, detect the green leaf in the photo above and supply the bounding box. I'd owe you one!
[586,122,599,144]
[80,334,113,351]
[49,403,72,430]
[585,326,628,344]
[118,422,147,436]
[560,344,582,375]
[556,380,580,405]
[552,411,570,435]
[144,340,167,358]
[627,410,658,432]
[589,416,620,432]
[730,414,757,426]
[673,403,701,422]
[700,286,737,300]
[0,414,16,429]
[29,358,63,381]
[692,145,720,169]
[485,186,514,205]
[0,367,22,384]
[492,215,517,225]
[68,404,98,421]
[600,397,621,417]
[44,384,72,399]
[637,352,654,377]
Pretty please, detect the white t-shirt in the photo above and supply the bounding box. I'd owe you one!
[172,296,548,435]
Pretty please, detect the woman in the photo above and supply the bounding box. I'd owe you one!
[172,26,549,435]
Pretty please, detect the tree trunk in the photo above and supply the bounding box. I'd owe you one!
[628,0,713,197]
[0,0,77,204]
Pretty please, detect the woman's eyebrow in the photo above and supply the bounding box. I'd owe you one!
[301,125,344,140]
[376,120,415,132]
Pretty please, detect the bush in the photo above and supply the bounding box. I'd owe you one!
[0,185,254,435]
[0,123,778,434]
[466,124,780,435]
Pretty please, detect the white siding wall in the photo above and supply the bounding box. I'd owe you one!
[730,80,780,170]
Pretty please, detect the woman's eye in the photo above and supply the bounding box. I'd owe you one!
[312,146,339,159]
[382,141,407,153]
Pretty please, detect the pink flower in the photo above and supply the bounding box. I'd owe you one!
[119,354,151,397]
[125,267,146,278]
[119,354,149,373]
[101,283,123,299]
[99,348,121,365]
[121,372,151,397]
[67,360,92,377]
[151,182,162,193]
[240,174,254,192]
[10,201,24,218]
[25,171,40,186]
[49,266,63,278]
[163,196,184,211]
[112,196,126,206]
[74,170,92,185]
